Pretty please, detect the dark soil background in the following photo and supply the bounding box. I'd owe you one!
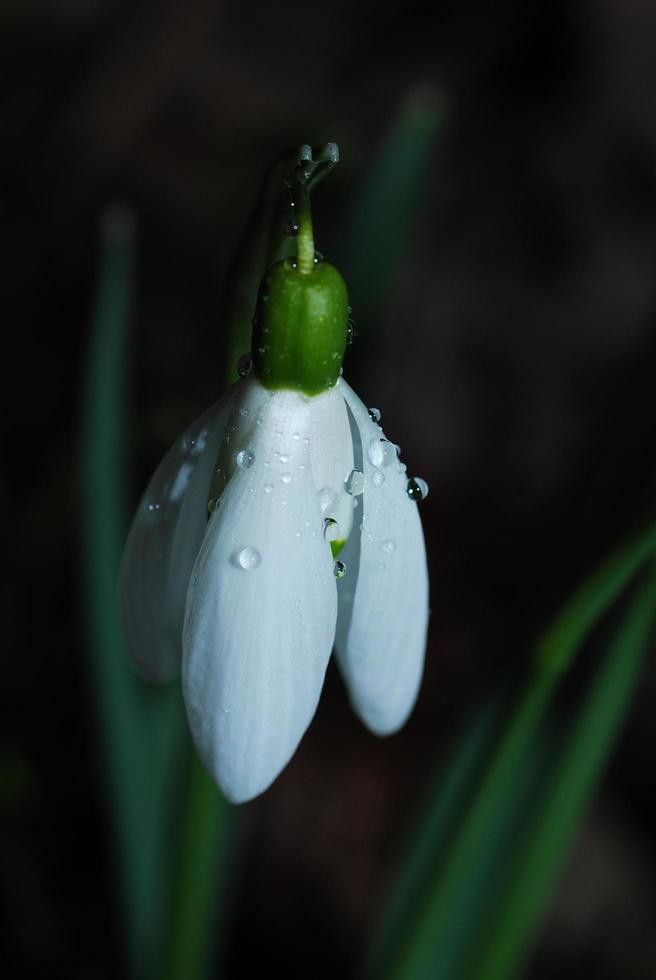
[3,1,656,977]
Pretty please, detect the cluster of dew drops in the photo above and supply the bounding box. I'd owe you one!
[228,349,429,581]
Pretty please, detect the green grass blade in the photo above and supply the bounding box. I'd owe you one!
[341,87,446,329]
[383,516,656,980]
[365,694,504,978]
[469,562,656,980]
[163,752,234,980]
[81,206,187,978]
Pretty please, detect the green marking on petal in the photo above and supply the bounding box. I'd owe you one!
[330,538,346,558]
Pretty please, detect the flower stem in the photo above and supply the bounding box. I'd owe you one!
[295,181,315,274]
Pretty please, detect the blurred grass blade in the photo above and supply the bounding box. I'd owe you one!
[81,206,188,978]
[341,86,446,329]
[383,516,656,980]
[163,752,234,980]
[468,563,656,980]
[365,694,504,977]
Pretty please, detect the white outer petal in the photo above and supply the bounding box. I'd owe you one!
[335,379,429,735]
[120,385,237,683]
[182,382,338,804]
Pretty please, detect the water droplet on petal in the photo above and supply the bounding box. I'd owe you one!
[407,477,429,501]
[368,438,395,468]
[207,497,219,513]
[263,484,274,494]
[396,462,407,474]
[333,560,347,579]
[279,453,290,464]
[281,473,292,484]
[372,470,385,486]
[319,486,337,512]
[292,432,301,440]
[345,470,365,496]
[235,546,261,570]
[147,500,161,514]
[323,517,340,542]
[347,317,358,344]
[237,353,252,377]
[368,407,381,423]
[382,539,396,554]
[236,449,255,469]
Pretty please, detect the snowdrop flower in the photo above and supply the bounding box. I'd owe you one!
[121,164,429,803]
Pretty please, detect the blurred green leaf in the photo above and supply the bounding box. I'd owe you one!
[382,516,656,980]
[341,87,446,331]
[468,562,656,980]
[163,750,234,980]
[365,695,503,978]
[81,206,187,978]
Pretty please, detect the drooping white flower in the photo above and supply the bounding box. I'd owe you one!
[120,150,429,803]
[121,370,429,803]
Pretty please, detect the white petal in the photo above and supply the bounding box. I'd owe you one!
[308,384,355,546]
[182,382,337,804]
[335,379,429,735]
[120,386,236,683]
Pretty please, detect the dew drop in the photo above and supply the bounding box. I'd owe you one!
[236,449,255,469]
[237,353,252,377]
[292,432,301,440]
[396,462,407,474]
[147,500,161,514]
[207,497,219,514]
[319,486,337,512]
[347,317,358,344]
[281,473,292,484]
[323,517,340,543]
[345,470,365,496]
[263,484,274,494]
[368,438,395,468]
[406,477,429,501]
[382,539,396,554]
[372,470,385,486]
[333,560,347,579]
[279,453,290,464]
[368,407,381,423]
[235,546,261,570]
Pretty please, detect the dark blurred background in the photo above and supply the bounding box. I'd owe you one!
[3,1,656,977]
